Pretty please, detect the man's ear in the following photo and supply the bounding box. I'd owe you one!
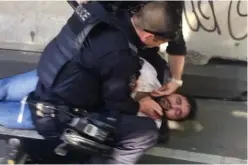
[143,33,154,42]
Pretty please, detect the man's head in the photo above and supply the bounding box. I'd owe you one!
[156,93,197,121]
[131,1,180,48]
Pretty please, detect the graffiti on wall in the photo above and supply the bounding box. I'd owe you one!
[184,0,247,41]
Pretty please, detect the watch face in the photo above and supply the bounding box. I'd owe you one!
[175,79,183,85]
[170,78,183,87]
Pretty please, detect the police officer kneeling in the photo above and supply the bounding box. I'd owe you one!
[27,1,180,164]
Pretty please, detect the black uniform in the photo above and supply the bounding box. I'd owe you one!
[33,12,143,116]
[27,6,159,163]
[33,1,186,116]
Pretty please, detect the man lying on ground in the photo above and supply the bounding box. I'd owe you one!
[0,58,197,130]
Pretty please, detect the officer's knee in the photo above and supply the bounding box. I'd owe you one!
[135,120,159,149]
[121,118,159,150]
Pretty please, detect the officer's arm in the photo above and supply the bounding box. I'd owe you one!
[166,30,186,56]
[99,51,141,115]
[166,1,186,57]
[166,30,186,81]
[166,1,186,81]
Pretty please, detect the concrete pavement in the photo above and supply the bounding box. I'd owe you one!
[0,49,247,164]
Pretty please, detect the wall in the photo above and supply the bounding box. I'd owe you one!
[0,1,247,65]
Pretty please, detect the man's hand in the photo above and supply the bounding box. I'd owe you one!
[151,81,180,97]
[139,96,163,120]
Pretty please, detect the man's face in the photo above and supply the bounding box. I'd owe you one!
[159,94,191,120]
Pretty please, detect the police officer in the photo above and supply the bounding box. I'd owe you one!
[142,1,186,97]
[27,1,181,164]
[78,1,186,96]
[98,1,187,143]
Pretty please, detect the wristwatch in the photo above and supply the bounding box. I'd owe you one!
[170,77,183,87]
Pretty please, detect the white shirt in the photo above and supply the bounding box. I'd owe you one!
[131,58,163,128]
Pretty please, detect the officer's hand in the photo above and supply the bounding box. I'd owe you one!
[139,96,163,120]
[151,81,180,97]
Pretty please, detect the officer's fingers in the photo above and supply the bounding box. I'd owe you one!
[151,85,169,95]
[152,103,163,116]
[149,114,156,120]
[149,111,161,120]
[151,90,167,97]
[156,85,168,91]
[151,89,163,96]
[161,87,176,96]
[150,91,159,97]
[153,110,162,119]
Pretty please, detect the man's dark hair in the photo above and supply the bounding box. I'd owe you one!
[181,94,198,121]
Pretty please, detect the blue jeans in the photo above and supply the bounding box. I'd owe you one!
[0,70,38,129]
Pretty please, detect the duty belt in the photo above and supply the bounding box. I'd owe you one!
[27,101,115,156]
[30,101,87,118]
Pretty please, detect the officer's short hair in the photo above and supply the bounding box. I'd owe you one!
[133,1,183,40]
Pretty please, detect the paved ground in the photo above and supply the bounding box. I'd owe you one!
[140,99,247,164]
[0,49,247,164]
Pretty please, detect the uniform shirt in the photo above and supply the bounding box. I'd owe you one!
[34,13,143,115]
[34,6,187,117]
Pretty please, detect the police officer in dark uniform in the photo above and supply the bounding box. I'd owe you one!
[107,1,187,143]
[77,0,187,144]
[26,1,182,164]
[82,1,186,95]
[141,1,186,96]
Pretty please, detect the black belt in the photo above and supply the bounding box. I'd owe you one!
[27,100,114,156]
[28,100,117,132]
[29,101,86,117]
[27,100,88,128]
